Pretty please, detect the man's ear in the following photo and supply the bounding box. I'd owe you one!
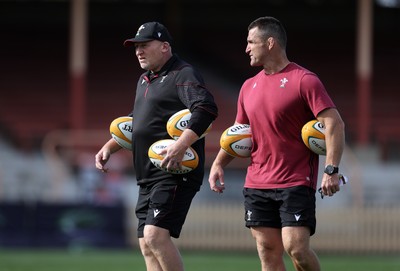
[267,37,275,50]
[162,42,171,52]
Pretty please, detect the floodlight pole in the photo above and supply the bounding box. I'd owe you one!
[356,0,373,145]
[69,0,88,130]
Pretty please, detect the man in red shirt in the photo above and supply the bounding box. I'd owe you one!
[209,16,345,271]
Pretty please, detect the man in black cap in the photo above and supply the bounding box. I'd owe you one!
[95,21,218,271]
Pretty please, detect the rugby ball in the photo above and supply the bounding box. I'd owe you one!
[166,109,212,140]
[301,120,326,155]
[109,116,133,150]
[220,124,252,158]
[148,139,199,174]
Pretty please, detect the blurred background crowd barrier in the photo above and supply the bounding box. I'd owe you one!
[1,129,400,253]
[1,0,399,254]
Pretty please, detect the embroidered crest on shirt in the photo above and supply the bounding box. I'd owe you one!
[160,75,168,83]
[280,77,288,88]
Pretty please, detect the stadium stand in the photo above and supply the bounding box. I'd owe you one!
[1,0,399,158]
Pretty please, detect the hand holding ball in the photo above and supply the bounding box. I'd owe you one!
[148,139,199,174]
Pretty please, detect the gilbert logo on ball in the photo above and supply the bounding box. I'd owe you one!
[109,116,133,150]
[301,120,326,155]
[166,109,212,140]
[220,124,252,158]
[148,139,199,174]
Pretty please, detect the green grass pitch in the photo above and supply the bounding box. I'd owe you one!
[0,249,399,271]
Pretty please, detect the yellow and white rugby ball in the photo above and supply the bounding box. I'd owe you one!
[109,116,133,150]
[220,124,252,158]
[301,120,326,155]
[148,139,199,174]
[166,109,212,140]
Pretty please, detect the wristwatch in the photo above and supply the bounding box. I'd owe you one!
[324,165,339,175]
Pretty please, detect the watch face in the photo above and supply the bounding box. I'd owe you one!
[325,165,338,175]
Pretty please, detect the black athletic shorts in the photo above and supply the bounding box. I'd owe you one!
[243,186,317,235]
[135,181,198,238]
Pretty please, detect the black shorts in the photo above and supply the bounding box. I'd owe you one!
[135,181,198,238]
[243,186,316,235]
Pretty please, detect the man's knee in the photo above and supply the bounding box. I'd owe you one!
[143,225,171,249]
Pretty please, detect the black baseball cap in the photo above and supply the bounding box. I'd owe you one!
[123,22,173,47]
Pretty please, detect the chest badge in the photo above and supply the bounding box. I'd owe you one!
[160,75,168,83]
[280,77,288,88]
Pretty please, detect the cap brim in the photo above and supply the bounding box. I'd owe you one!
[123,38,154,47]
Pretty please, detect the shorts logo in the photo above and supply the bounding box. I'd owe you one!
[246,210,253,221]
[154,209,161,218]
[294,214,301,221]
